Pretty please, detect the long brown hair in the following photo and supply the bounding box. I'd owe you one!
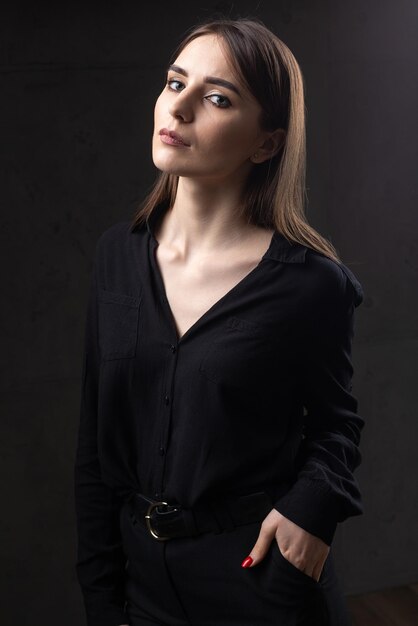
[129,16,341,263]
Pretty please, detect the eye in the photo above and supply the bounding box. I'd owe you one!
[166,78,231,109]
[205,94,231,109]
[166,78,184,92]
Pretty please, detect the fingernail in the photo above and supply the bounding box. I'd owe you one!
[241,556,253,568]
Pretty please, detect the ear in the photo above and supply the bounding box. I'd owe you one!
[251,128,286,164]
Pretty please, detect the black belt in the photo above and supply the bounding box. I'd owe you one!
[126,490,276,541]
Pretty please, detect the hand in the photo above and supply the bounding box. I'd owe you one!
[241,508,330,582]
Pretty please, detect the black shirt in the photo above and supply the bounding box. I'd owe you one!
[74,201,365,626]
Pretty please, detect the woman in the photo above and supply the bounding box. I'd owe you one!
[74,16,364,626]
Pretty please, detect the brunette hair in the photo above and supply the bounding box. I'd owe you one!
[129,16,341,263]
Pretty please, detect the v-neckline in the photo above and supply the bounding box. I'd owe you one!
[149,230,276,345]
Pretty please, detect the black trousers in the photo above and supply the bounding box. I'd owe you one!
[119,499,352,626]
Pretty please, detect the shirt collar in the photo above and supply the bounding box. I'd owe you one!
[145,202,307,264]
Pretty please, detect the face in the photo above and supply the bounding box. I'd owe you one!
[152,33,270,183]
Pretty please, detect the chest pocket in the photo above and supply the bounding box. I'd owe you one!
[98,288,141,360]
[198,316,279,391]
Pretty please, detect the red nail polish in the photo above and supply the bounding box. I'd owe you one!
[241,556,253,568]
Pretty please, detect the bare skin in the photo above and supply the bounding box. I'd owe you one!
[153,208,275,340]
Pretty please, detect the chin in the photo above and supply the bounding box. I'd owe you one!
[155,165,193,177]
[152,155,191,177]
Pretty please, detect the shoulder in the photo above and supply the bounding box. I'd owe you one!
[91,220,134,263]
[91,220,142,292]
[96,220,132,250]
[303,247,364,309]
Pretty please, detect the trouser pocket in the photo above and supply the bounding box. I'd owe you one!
[270,539,324,586]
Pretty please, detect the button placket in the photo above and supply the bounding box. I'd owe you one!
[154,338,179,500]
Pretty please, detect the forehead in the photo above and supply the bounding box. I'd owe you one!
[174,34,236,79]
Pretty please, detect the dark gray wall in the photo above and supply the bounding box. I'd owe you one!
[1,1,417,624]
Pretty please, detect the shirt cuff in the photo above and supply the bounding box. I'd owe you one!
[273,477,345,546]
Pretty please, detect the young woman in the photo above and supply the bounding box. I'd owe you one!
[74,16,364,626]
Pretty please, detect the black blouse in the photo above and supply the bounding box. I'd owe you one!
[74,201,365,625]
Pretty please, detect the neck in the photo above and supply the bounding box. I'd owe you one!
[160,176,257,254]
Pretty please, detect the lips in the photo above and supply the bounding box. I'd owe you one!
[159,128,190,146]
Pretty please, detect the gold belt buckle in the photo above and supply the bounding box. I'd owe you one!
[145,501,178,541]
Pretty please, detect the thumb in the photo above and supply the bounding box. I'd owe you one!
[241,527,275,568]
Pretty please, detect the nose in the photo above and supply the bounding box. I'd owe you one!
[168,90,194,123]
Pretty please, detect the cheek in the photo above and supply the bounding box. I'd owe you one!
[153,93,165,122]
[208,120,257,157]
[153,100,160,122]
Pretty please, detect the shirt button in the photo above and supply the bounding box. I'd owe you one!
[170,344,176,353]
[164,394,170,405]
[159,447,165,456]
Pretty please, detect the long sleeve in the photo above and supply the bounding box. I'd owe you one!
[74,240,129,626]
[273,265,365,546]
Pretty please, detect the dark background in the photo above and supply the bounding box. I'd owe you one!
[1,1,417,624]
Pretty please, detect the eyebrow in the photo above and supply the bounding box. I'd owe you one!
[167,64,242,98]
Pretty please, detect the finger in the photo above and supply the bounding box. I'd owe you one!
[241,527,275,568]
